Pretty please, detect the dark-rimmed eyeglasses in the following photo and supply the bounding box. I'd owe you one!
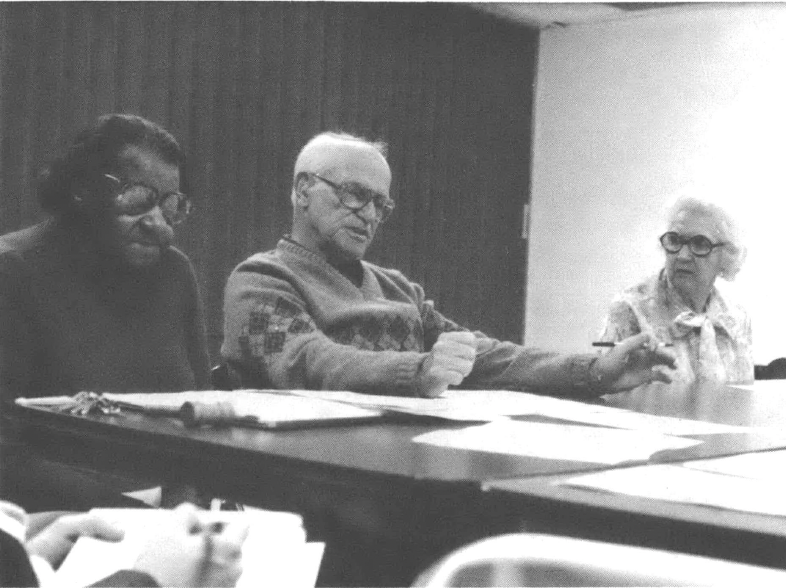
[104,174,192,226]
[659,231,724,257]
[310,172,395,223]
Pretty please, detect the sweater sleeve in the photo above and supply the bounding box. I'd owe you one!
[413,282,602,398]
[222,268,427,395]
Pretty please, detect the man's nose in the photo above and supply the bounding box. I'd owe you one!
[355,200,378,223]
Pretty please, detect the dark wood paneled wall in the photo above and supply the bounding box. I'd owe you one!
[0,2,538,359]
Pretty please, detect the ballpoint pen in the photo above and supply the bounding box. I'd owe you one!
[592,341,674,347]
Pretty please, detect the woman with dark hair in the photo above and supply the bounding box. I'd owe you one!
[0,114,210,511]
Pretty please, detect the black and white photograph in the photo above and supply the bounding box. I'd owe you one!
[2,2,786,587]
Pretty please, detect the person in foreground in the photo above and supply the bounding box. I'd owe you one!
[0,501,248,587]
[222,132,676,397]
[600,192,752,384]
[0,114,210,510]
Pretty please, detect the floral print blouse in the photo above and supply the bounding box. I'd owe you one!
[600,270,753,385]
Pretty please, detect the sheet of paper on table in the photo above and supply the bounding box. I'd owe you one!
[287,389,751,433]
[730,381,786,393]
[564,463,786,517]
[412,420,701,464]
[287,389,550,421]
[682,449,786,483]
[55,507,324,588]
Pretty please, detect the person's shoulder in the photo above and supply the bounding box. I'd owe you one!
[159,246,198,280]
[224,246,296,296]
[0,222,53,278]
[0,221,50,257]
[230,247,284,278]
[161,245,196,267]
[714,283,750,317]
[362,260,414,284]
[617,272,660,301]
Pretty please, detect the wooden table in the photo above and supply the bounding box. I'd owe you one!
[8,380,786,585]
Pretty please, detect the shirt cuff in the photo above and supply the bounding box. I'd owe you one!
[569,354,604,398]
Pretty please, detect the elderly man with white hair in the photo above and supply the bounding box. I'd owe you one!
[600,191,752,384]
[222,131,675,398]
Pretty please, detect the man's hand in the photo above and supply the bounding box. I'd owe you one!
[133,503,249,588]
[25,511,124,568]
[416,331,477,398]
[592,332,677,393]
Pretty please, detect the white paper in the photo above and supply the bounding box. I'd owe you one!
[286,389,524,421]
[539,405,756,436]
[103,390,381,424]
[683,450,786,483]
[288,389,620,422]
[412,420,700,464]
[564,464,786,517]
[56,508,322,588]
[729,379,786,392]
[286,389,752,435]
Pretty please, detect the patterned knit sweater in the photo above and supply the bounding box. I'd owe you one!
[222,239,600,397]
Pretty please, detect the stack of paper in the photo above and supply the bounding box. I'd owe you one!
[287,389,753,434]
[564,464,786,518]
[55,508,324,588]
[682,449,786,483]
[412,420,700,464]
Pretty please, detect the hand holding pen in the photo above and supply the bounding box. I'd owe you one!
[589,333,677,393]
[134,503,249,587]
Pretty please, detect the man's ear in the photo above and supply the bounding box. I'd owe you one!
[294,173,311,207]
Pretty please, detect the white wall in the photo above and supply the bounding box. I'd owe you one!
[527,4,786,363]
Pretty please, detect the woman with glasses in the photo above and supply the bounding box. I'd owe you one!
[0,114,209,510]
[599,192,752,384]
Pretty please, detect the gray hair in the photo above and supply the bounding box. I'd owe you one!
[290,132,388,205]
[664,192,747,281]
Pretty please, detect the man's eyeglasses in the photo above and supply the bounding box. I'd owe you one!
[309,173,395,223]
[104,174,192,226]
[659,231,724,257]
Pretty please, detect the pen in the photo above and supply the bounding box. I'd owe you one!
[592,341,674,347]
[196,521,219,583]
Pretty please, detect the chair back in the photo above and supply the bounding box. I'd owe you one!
[210,362,273,390]
[413,533,786,587]
[755,357,786,380]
